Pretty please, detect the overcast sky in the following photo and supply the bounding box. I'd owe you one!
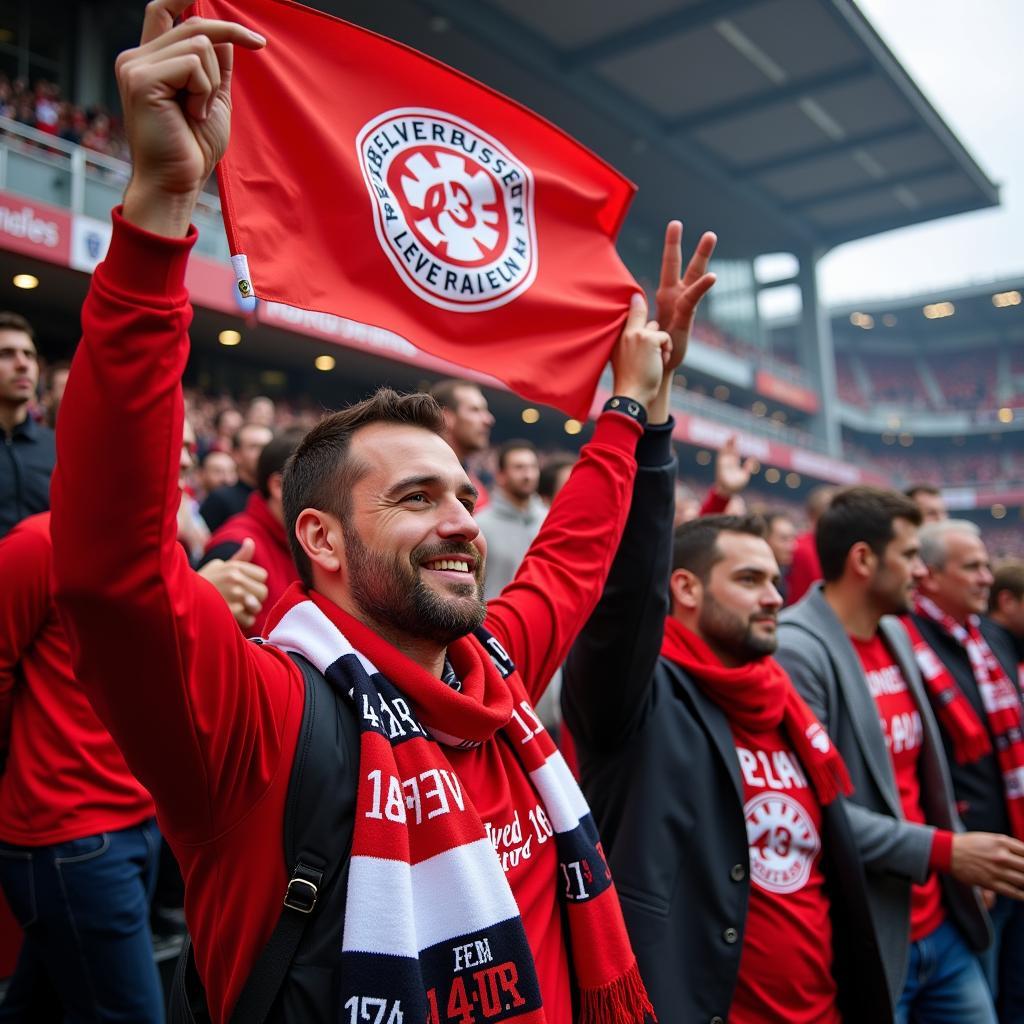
[814,0,1024,307]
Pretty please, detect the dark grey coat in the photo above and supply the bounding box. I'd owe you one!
[777,588,991,1003]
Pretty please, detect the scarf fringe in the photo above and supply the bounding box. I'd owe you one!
[808,757,853,807]
[578,961,656,1024]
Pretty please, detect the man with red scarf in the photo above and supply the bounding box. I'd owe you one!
[563,499,891,1019]
[46,2,719,1020]
[777,487,1024,1024]
[906,519,1024,1019]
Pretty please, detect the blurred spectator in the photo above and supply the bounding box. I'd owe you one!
[198,448,237,499]
[210,405,244,454]
[476,439,545,601]
[199,422,272,531]
[0,312,54,537]
[674,479,701,526]
[988,561,1024,665]
[245,394,276,429]
[764,510,798,603]
[787,485,835,605]
[907,483,948,524]
[430,378,494,508]
[538,453,576,508]
[201,429,304,636]
[177,417,209,562]
[43,360,71,428]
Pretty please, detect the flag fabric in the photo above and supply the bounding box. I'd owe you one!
[193,0,639,417]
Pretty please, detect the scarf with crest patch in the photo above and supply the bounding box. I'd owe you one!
[266,583,654,1024]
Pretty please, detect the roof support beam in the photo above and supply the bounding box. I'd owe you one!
[823,195,994,247]
[782,162,956,211]
[667,61,874,134]
[560,0,761,69]
[736,121,919,176]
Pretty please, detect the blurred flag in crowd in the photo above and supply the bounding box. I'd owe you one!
[195,0,638,417]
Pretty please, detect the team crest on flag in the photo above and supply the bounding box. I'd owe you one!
[357,109,537,312]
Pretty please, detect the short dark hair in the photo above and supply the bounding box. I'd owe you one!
[257,428,305,498]
[991,561,1024,613]
[905,483,941,500]
[429,378,477,413]
[214,407,239,432]
[816,486,922,583]
[672,514,767,584]
[497,439,537,471]
[282,388,445,588]
[763,510,794,532]
[0,311,34,339]
[537,454,575,502]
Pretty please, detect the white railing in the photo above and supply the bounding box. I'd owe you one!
[0,115,229,260]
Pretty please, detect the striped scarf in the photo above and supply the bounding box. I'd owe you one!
[910,597,1024,839]
[267,585,654,1024]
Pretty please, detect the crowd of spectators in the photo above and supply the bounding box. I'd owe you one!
[0,74,128,159]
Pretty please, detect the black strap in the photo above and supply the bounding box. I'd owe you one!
[169,652,358,1024]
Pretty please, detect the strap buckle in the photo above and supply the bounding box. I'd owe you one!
[283,877,318,914]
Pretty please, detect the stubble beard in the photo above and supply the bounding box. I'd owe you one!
[343,523,487,647]
[699,590,778,662]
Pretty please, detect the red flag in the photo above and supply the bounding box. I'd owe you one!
[194,0,639,417]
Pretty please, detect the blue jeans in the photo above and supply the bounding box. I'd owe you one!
[0,819,164,1023]
[979,896,1024,1023]
[897,919,997,1024]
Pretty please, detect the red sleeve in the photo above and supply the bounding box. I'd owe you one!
[50,209,299,845]
[0,514,51,758]
[699,486,730,516]
[484,411,640,703]
[787,532,822,605]
[929,829,954,874]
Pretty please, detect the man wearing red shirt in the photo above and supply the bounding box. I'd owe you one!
[0,513,162,1022]
[48,3,709,1019]
[202,428,303,636]
[778,487,1024,1023]
[565,501,890,1019]
[786,485,834,606]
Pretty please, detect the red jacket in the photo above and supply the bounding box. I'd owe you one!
[0,512,154,845]
[51,210,640,1023]
[204,491,297,636]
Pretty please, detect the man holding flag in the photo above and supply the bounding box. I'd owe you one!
[50,1,716,1021]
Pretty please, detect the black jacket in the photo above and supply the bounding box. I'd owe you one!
[0,414,54,537]
[911,612,1022,836]
[563,424,891,1023]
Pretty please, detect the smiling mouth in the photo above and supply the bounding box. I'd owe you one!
[421,557,476,575]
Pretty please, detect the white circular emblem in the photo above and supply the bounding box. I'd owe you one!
[744,792,820,895]
[357,108,538,313]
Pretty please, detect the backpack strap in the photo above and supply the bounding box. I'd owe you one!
[168,651,359,1024]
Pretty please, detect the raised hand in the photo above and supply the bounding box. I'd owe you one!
[715,434,757,497]
[610,293,672,412]
[118,0,266,236]
[655,221,717,372]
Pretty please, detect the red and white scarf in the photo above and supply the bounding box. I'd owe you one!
[909,596,1024,839]
[267,584,654,1024]
[660,618,852,806]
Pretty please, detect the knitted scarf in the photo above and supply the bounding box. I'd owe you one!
[266,584,654,1024]
[911,596,1024,839]
[660,617,852,805]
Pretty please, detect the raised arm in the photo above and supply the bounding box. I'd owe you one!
[49,3,293,843]
[486,222,715,701]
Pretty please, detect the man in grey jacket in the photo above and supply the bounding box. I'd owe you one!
[777,486,1024,1024]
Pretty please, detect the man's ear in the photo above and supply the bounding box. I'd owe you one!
[669,567,701,614]
[294,508,344,579]
[917,565,940,599]
[268,471,284,503]
[846,541,876,583]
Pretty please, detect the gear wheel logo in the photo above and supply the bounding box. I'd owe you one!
[358,109,537,312]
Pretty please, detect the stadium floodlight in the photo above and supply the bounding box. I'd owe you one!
[218,330,242,346]
[993,290,1022,308]
[521,407,540,424]
[923,302,955,319]
[314,355,336,371]
[12,273,38,289]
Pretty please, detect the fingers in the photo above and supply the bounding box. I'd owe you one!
[138,13,266,55]
[228,537,256,563]
[658,220,683,291]
[682,231,717,286]
[140,0,190,46]
[624,291,648,332]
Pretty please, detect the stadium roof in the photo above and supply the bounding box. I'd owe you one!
[322,0,999,258]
